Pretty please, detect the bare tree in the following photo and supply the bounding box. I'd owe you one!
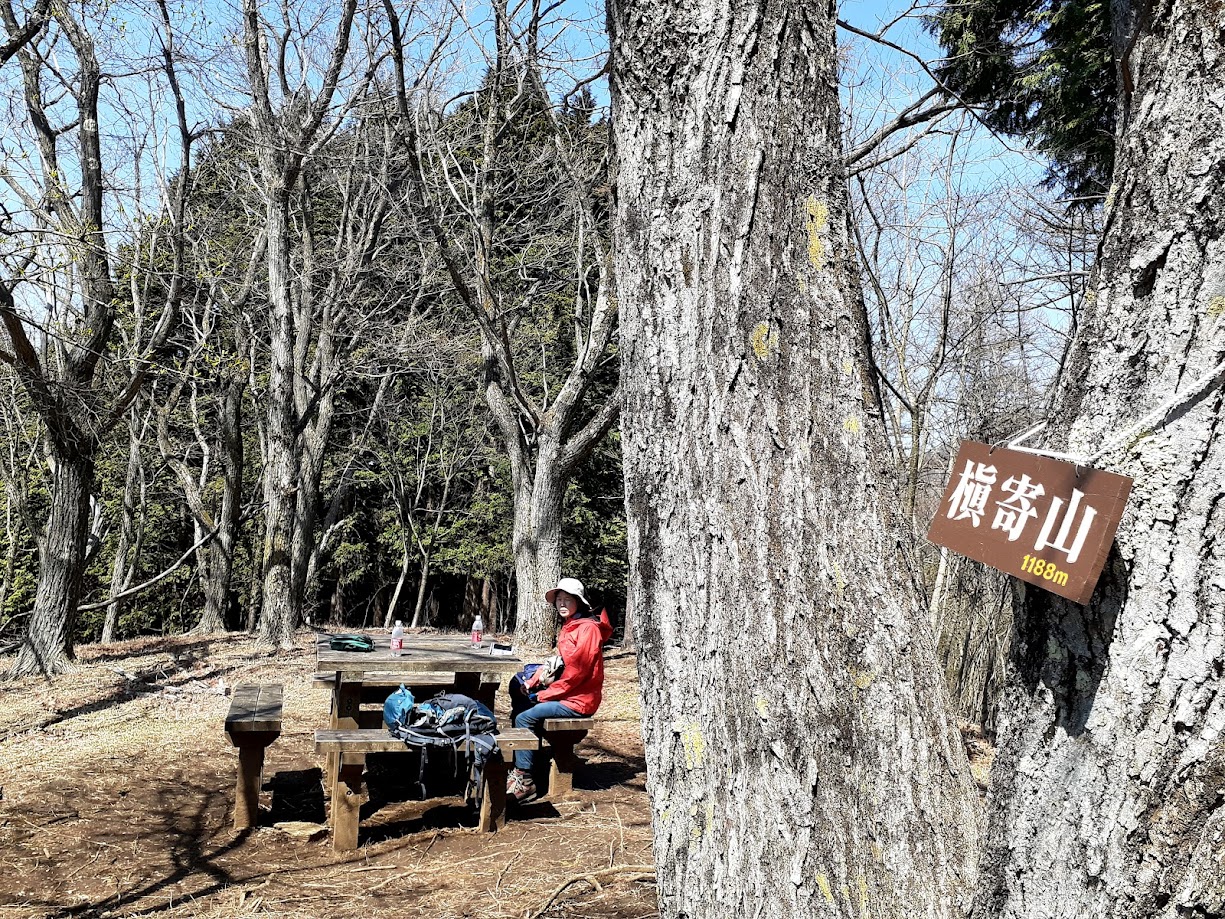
[0,0,194,675]
[384,0,619,648]
[238,0,361,647]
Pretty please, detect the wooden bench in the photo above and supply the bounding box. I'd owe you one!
[314,727,543,851]
[224,683,283,830]
[541,717,594,798]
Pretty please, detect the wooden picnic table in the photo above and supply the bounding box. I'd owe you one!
[314,633,524,723]
[313,633,528,848]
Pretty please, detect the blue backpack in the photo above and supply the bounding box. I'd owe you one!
[386,692,500,805]
[382,685,416,731]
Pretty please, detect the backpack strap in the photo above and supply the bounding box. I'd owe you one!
[417,743,429,799]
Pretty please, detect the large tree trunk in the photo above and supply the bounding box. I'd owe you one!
[609,2,980,916]
[290,385,335,622]
[510,454,564,651]
[974,1,1225,914]
[258,186,300,648]
[12,450,93,675]
[290,423,326,620]
[289,227,338,621]
[192,517,225,634]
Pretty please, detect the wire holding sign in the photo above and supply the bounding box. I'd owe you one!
[927,441,1133,604]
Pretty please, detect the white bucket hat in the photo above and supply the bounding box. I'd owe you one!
[545,577,590,608]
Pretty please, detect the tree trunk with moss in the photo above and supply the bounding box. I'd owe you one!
[609,2,981,916]
[973,1,1225,914]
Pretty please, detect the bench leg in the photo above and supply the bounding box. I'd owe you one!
[545,731,588,800]
[331,756,366,852]
[327,682,362,799]
[234,744,265,830]
[329,751,367,807]
[479,758,509,832]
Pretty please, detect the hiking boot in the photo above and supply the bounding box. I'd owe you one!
[507,768,536,803]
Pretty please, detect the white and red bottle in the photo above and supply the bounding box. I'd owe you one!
[471,615,483,648]
[390,620,404,657]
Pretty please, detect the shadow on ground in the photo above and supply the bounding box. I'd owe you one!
[267,767,327,824]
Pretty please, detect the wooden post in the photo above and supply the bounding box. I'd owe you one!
[545,731,586,799]
[331,756,365,852]
[329,680,361,791]
[479,757,509,832]
[234,744,265,829]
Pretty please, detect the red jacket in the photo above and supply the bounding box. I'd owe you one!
[535,609,612,716]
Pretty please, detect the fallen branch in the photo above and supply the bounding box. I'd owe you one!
[525,865,656,919]
[78,527,219,612]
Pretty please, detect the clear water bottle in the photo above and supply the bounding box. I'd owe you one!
[390,620,404,657]
[471,615,483,648]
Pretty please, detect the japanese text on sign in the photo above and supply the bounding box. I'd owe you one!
[927,441,1133,604]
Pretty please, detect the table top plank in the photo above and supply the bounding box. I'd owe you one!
[226,684,259,720]
[320,671,503,686]
[315,635,524,675]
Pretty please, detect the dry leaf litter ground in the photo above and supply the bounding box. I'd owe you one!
[0,632,656,919]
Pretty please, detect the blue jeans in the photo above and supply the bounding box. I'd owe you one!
[511,699,581,772]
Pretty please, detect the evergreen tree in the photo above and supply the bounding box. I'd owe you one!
[929,0,1116,198]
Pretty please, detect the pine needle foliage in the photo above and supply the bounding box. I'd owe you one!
[929,0,1115,200]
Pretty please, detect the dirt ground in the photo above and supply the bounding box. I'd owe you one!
[0,633,657,919]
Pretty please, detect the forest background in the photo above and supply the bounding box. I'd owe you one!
[0,0,1093,727]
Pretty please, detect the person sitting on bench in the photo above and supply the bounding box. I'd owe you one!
[507,577,611,802]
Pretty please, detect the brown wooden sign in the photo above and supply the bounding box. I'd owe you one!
[926,441,1133,604]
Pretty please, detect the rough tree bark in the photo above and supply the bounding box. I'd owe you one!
[973,1,1225,915]
[507,435,565,650]
[609,1,981,916]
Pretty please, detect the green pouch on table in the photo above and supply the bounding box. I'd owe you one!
[329,634,374,652]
